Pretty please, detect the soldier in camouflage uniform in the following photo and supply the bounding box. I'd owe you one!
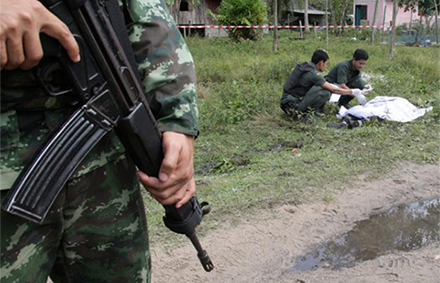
[0,0,199,282]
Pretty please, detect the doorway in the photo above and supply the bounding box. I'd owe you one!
[355,5,368,25]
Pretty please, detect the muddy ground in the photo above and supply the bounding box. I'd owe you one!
[151,161,440,283]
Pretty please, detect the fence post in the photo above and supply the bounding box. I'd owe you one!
[188,20,191,37]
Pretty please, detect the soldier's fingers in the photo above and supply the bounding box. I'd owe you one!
[0,40,7,69]
[137,170,153,186]
[20,32,43,70]
[153,184,188,206]
[137,170,160,189]
[137,170,182,197]
[175,178,196,208]
[145,178,187,201]
[4,37,25,70]
[159,141,180,182]
[137,172,165,200]
[42,19,80,63]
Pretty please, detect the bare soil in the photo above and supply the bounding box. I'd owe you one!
[151,161,440,283]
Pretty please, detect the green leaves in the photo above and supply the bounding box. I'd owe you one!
[211,0,268,41]
[211,158,236,173]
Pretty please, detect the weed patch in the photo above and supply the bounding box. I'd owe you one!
[146,35,440,243]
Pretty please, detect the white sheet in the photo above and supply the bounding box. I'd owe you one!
[337,96,432,123]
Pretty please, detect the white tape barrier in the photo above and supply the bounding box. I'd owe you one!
[177,25,396,30]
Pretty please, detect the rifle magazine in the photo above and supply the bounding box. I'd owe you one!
[2,107,112,224]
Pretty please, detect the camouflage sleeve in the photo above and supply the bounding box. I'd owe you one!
[126,0,199,137]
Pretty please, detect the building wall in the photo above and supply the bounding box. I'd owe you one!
[384,1,418,27]
[167,0,221,25]
[167,0,227,37]
[354,0,418,27]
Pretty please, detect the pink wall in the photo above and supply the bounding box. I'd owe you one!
[356,0,418,27]
[385,1,418,27]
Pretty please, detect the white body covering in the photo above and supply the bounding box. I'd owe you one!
[337,96,433,122]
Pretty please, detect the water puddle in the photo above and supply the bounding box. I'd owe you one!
[291,198,440,272]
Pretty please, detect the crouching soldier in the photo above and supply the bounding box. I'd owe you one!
[325,49,370,109]
[280,49,365,119]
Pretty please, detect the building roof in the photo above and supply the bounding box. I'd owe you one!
[288,1,329,15]
[293,8,328,15]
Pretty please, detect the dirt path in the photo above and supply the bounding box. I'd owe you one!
[150,161,440,283]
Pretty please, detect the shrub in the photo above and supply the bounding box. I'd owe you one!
[210,0,267,41]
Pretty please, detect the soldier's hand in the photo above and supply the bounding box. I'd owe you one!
[362,84,373,95]
[0,0,80,70]
[352,89,367,105]
[137,132,196,208]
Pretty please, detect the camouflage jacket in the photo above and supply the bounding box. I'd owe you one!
[0,0,199,190]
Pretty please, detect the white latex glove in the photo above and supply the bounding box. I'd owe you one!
[352,89,368,105]
[362,84,373,95]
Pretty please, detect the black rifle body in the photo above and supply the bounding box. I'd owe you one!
[1,0,213,272]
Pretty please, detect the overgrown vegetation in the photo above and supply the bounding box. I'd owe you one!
[209,0,267,41]
[145,33,440,246]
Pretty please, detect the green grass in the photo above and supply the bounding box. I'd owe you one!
[145,34,440,246]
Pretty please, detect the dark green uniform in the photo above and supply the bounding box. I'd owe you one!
[0,0,199,282]
[280,62,329,115]
[325,59,366,107]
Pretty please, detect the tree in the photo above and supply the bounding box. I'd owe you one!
[165,0,200,6]
[210,0,268,41]
[391,0,399,57]
[433,0,439,43]
[305,0,354,27]
[304,0,310,33]
[273,0,278,52]
[399,0,440,42]
[266,0,293,19]
[265,0,356,33]
[399,0,439,17]
[325,0,329,48]
[371,0,380,43]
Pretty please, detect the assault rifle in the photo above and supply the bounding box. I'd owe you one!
[1,0,213,272]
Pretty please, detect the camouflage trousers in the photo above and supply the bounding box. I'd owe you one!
[0,156,151,283]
